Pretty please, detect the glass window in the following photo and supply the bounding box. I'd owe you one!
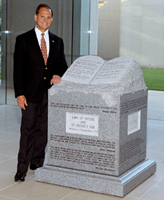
[72,0,90,62]
[0,0,7,105]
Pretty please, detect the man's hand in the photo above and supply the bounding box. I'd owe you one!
[17,95,28,110]
[50,75,61,85]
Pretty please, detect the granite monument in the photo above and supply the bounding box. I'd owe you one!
[35,56,156,197]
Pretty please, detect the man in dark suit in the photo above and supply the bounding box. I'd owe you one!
[13,3,68,181]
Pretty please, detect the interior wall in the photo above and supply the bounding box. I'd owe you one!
[120,0,164,68]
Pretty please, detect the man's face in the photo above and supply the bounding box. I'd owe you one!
[34,7,53,32]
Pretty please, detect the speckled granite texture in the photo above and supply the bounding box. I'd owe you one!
[35,56,156,197]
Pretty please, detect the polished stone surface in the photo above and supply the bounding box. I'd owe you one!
[0,90,163,199]
[36,159,156,197]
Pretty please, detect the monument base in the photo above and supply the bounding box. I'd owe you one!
[35,159,156,197]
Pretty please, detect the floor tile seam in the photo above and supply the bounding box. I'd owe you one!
[58,189,78,200]
[0,155,16,160]
[157,173,164,181]
[0,195,20,200]
[0,156,16,164]
[0,172,35,183]
[138,197,150,200]
[0,170,13,175]
[150,176,164,182]
[0,153,13,157]
[0,158,14,164]
[138,176,164,200]
[26,174,35,179]
[0,182,18,193]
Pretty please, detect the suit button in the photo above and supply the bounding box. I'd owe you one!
[44,77,46,80]
[45,67,48,70]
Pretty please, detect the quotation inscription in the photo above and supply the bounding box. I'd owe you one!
[50,135,116,149]
[120,137,145,163]
[50,146,115,172]
[49,135,116,172]
[62,55,133,85]
[50,102,117,114]
[91,58,132,84]
[62,56,104,84]
[121,97,147,114]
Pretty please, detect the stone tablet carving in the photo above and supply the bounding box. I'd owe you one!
[62,56,104,84]
[62,55,136,85]
[35,55,156,197]
[91,57,133,84]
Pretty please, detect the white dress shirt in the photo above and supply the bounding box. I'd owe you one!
[34,26,50,57]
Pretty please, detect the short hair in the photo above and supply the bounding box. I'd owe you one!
[35,3,53,17]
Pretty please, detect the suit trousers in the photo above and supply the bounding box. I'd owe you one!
[17,92,48,173]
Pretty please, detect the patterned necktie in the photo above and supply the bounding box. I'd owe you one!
[41,33,47,65]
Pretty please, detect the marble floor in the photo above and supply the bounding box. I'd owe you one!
[0,90,164,200]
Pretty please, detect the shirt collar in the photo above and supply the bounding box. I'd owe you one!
[35,26,49,37]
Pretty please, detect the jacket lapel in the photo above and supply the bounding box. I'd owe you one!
[47,32,57,65]
[29,29,45,66]
[29,29,57,66]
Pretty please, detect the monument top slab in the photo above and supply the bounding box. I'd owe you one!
[50,55,147,96]
[62,56,141,85]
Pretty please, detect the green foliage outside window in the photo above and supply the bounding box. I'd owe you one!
[141,68,164,91]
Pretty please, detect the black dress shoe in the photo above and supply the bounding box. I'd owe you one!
[30,163,42,170]
[14,171,26,182]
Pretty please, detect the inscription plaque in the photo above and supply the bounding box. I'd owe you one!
[128,111,141,135]
[66,113,99,136]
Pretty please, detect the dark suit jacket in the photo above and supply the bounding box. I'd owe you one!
[14,28,68,103]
